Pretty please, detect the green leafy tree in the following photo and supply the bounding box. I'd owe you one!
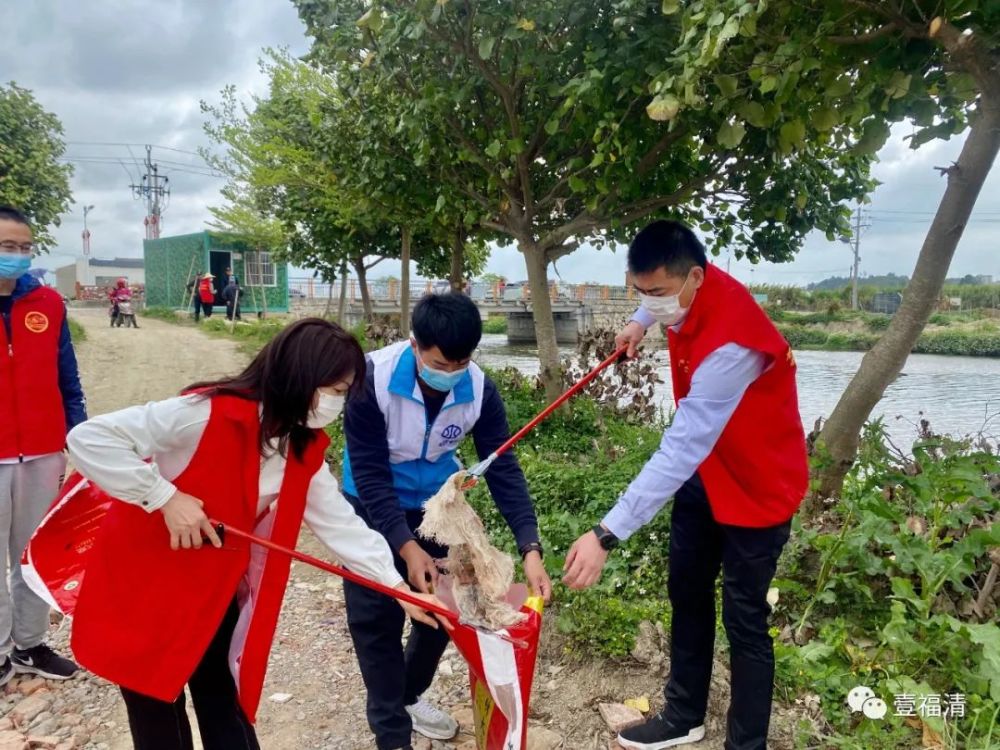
[749,2,1000,497]
[203,51,488,327]
[0,83,73,249]
[294,0,880,401]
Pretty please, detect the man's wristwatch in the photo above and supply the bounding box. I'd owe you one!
[519,542,544,559]
[592,524,620,551]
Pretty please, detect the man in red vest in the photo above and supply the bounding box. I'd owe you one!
[0,205,88,685]
[563,220,808,750]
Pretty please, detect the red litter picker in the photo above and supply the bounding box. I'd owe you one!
[462,344,628,490]
[22,345,627,750]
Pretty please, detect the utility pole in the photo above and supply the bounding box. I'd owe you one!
[841,207,870,310]
[130,145,170,239]
[82,204,94,255]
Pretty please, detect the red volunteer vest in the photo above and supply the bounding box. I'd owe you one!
[198,278,215,303]
[667,265,808,526]
[0,286,67,459]
[70,394,330,722]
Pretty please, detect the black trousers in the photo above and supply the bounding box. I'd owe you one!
[343,499,450,750]
[194,300,213,321]
[120,602,259,750]
[663,475,791,750]
[225,300,242,321]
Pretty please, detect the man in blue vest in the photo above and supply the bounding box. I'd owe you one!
[342,293,551,750]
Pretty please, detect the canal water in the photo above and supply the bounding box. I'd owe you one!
[473,334,1000,448]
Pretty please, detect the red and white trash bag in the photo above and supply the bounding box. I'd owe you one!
[435,578,544,750]
[20,471,110,615]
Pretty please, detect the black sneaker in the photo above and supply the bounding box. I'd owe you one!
[618,712,706,749]
[11,644,79,680]
[0,657,12,687]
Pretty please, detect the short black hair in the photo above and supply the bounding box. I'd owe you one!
[628,220,707,277]
[0,206,30,226]
[412,293,482,361]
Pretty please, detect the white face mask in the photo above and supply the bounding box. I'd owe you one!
[306,392,345,429]
[639,274,694,326]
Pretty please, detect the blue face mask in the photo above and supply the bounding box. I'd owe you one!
[416,353,468,392]
[0,253,30,280]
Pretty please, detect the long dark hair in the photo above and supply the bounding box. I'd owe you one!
[186,318,366,460]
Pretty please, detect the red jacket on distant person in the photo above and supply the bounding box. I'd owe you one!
[667,265,808,527]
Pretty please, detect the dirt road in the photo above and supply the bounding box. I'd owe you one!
[19,309,806,750]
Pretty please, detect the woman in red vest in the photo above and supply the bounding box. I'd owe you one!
[65,318,443,750]
[197,272,216,320]
[563,221,808,750]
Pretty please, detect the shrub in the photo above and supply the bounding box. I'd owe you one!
[778,324,830,349]
[481,316,507,334]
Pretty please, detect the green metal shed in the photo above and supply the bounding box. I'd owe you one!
[142,231,289,314]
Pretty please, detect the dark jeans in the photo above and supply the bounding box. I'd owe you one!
[120,602,259,750]
[343,497,450,750]
[225,300,241,321]
[663,475,791,750]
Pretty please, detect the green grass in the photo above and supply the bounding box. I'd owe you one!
[67,317,86,342]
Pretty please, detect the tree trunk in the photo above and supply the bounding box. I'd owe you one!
[521,241,564,403]
[323,271,335,318]
[814,102,1000,498]
[450,226,465,292]
[400,227,412,337]
[337,261,348,323]
[352,256,373,321]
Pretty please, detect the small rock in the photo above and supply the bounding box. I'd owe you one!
[452,706,474,730]
[0,730,27,750]
[27,714,52,731]
[58,716,81,729]
[17,680,46,697]
[26,736,60,749]
[268,693,293,704]
[455,741,477,750]
[438,661,454,677]
[608,742,626,750]
[527,725,562,750]
[11,695,50,725]
[598,703,644,733]
[27,721,57,739]
[412,738,432,750]
[0,721,11,732]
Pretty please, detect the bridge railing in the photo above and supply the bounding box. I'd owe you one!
[288,277,636,304]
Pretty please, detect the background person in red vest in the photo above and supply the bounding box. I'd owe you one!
[562,221,808,750]
[0,205,87,685]
[64,319,444,750]
[196,272,216,321]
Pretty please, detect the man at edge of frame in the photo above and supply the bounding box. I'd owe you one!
[563,219,808,750]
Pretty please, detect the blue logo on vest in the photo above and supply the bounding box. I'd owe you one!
[439,424,463,447]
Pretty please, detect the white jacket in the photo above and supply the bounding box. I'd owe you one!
[66,394,403,589]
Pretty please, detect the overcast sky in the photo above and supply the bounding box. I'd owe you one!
[3,0,998,287]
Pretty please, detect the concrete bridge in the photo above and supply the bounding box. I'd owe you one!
[288,278,643,343]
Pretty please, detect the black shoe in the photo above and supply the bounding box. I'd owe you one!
[618,712,706,749]
[11,644,79,680]
[0,658,12,687]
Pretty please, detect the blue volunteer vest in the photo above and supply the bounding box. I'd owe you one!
[342,341,486,510]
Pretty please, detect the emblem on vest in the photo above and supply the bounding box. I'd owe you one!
[24,312,49,334]
[439,424,464,447]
